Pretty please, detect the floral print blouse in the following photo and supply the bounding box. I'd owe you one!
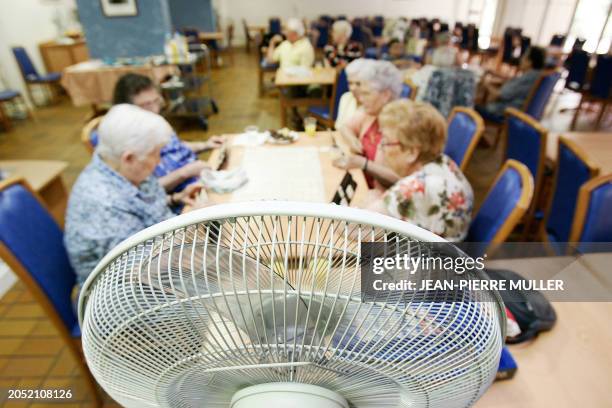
[383,154,473,241]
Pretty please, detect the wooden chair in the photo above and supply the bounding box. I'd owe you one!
[0,178,103,407]
[308,68,348,128]
[0,89,33,131]
[80,116,102,154]
[571,53,611,130]
[466,159,534,255]
[540,136,599,249]
[12,46,62,105]
[502,107,547,237]
[444,107,485,171]
[401,78,418,100]
[568,174,612,249]
[242,19,259,53]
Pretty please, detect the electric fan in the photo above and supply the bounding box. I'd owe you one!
[78,202,505,408]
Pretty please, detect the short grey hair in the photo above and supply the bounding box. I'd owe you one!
[96,104,173,162]
[359,60,403,99]
[332,20,353,39]
[345,58,373,81]
[286,18,305,37]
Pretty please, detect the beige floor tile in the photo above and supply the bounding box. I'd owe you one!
[0,339,24,356]
[4,304,45,319]
[0,320,37,337]
[1,357,55,377]
[15,339,64,357]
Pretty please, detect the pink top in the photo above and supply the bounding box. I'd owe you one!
[346,109,383,187]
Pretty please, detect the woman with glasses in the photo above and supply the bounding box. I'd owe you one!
[368,99,473,241]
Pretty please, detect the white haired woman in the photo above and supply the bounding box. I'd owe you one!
[334,58,372,129]
[266,18,314,68]
[65,104,206,284]
[334,60,403,188]
[324,20,363,68]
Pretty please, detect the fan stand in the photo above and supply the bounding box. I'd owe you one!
[230,382,349,408]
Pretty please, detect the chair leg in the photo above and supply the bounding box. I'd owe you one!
[595,101,607,130]
[0,101,12,131]
[492,125,503,149]
[17,95,36,122]
[570,94,583,130]
[258,67,264,97]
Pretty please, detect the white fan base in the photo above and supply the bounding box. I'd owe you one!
[230,382,349,408]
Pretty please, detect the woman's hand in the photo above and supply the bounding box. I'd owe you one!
[333,154,366,170]
[270,34,284,46]
[180,160,209,179]
[204,135,226,150]
[173,183,204,207]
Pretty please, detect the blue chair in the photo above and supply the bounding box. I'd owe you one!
[466,160,534,254]
[572,54,611,130]
[0,89,31,131]
[524,70,561,120]
[503,108,547,233]
[542,136,599,245]
[315,22,330,49]
[351,22,365,44]
[12,46,62,104]
[568,174,612,252]
[549,34,566,47]
[268,18,282,35]
[400,78,418,101]
[444,107,485,171]
[308,68,349,128]
[0,178,102,406]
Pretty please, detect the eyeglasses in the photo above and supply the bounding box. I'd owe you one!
[380,141,402,149]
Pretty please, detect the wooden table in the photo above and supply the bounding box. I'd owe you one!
[475,255,612,407]
[274,67,336,128]
[206,131,367,205]
[198,31,224,41]
[546,131,612,174]
[0,160,68,226]
[61,61,178,108]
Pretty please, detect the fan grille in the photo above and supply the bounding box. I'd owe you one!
[81,210,504,408]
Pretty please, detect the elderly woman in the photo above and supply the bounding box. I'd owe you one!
[334,58,372,129]
[323,20,363,67]
[335,60,403,187]
[266,18,314,68]
[65,104,206,284]
[367,100,473,241]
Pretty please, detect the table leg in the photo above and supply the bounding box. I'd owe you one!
[279,88,287,128]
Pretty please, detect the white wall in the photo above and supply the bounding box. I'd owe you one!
[0,0,78,102]
[216,0,474,44]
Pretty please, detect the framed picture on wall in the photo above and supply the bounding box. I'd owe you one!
[100,0,138,17]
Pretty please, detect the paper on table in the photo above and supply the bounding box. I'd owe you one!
[232,147,325,202]
[282,66,312,77]
[232,132,270,147]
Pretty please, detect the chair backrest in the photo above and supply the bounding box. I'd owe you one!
[523,70,561,120]
[565,49,590,91]
[589,54,612,99]
[0,178,78,335]
[269,18,282,35]
[503,108,547,213]
[549,34,566,47]
[315,22,329,49]
[569,174,612,247]
[181,28,200,45]
[444,107,485,171]
[330,69,349,120]
[544,137,599,242]
[351,22,365,44]
[81,116,102,154]
[12,47,39,81]
[466,160,534,246]
[400,78,418,100]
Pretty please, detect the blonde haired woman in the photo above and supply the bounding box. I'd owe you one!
[368,99,473,241]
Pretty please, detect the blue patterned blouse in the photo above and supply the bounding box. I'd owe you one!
[64,154,174,284]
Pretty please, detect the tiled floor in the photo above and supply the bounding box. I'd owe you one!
[0,49,610,407]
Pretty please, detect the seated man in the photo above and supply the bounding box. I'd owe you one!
[475,46,546,121]
[65,104,207,285]
[90,73,224,194]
